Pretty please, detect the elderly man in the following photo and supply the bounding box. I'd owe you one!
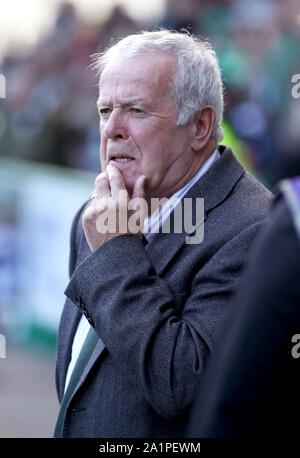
[54,30,272,438]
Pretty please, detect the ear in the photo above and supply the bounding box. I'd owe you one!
[191,106,216,151]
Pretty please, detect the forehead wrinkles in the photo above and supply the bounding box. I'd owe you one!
[99,54,177,103]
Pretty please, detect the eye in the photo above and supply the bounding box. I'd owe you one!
[129,107,144,115]
[99,107,112,119]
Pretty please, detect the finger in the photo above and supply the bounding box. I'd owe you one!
[132,175,147,200]
[83,195,97,221]
[106,163,127,201]
[95,171,110,197]
[95,196,109,214]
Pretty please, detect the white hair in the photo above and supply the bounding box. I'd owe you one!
[92,29,224,143]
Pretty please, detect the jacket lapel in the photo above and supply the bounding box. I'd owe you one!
[59,233,107,400]
[146,146,245,275]
[56,300,82,401]
[197,145,245,213]
[145,182,204,275]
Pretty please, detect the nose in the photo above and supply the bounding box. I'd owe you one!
[103,108,128,140]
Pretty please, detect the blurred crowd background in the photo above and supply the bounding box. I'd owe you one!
[0,0,299,437]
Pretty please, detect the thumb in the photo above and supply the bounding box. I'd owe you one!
[132,175,147,200]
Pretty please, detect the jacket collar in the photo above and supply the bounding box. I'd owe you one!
[145,145,245,275]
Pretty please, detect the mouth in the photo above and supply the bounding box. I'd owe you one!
[108,154,135,165]
[111,157,134,162]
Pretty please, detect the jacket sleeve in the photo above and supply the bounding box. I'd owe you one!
[55,201,87,400]
[68,201,88,277]
[64,220,263,418]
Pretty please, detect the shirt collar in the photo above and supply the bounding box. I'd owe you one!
[143,149,220,235]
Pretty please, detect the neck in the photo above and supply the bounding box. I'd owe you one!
[145,140,218,216]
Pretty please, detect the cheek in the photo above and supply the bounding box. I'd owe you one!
[139,150,169,190]
[140,135,173,172]
[99,128,108,167]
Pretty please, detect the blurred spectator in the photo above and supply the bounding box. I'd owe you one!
[0,0,299,185]
[159,0,205,32]
[194,0,300,186]
[0,2,140,172]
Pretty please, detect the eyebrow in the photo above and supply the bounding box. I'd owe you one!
[96,98,146,108]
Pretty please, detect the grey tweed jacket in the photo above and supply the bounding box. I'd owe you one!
[55,145,272,437]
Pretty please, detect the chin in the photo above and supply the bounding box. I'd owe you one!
[122,173,138,196]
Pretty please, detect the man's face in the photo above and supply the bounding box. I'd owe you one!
[98,53,196,199]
